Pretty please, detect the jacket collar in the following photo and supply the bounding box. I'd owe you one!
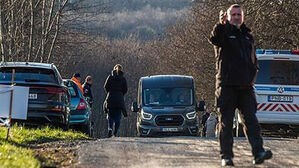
[227,22,251,34]
[112,70,124,77]
[84,82,92,87]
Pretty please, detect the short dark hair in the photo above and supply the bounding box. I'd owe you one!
[227,4,243,21]
[73,73,81,78]
[227,4,243,14]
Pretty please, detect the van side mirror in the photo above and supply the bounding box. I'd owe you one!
[198,101,206,111]
[131,102,139,112]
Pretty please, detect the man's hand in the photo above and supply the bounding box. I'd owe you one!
[219,10,227,24]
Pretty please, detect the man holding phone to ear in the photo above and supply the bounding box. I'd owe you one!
[209,4,272,166]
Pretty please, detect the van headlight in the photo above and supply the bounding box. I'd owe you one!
[186,111,197,120]
[141,110,153,120]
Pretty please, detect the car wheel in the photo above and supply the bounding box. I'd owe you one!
[58,122,69,131]
[82,121,93,137]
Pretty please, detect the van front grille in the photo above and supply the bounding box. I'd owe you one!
[155,115,184,126]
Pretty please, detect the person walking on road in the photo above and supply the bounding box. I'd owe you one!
[72,73,83,94]
[83,76,93,107]
[201,108,211,137]
[209,4,272,166]
[104,64,128,138]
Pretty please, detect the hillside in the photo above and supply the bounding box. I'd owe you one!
[65,0,192,40]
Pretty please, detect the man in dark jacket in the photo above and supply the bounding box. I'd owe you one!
[104,64,128,137]
[83,76,93,107]
[209,4,272,166]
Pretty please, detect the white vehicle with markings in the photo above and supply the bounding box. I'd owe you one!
[235,49,299,137]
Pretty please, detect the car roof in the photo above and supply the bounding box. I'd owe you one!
[141,75,194,88]
[0,62,55,69]
[256,49,299,61]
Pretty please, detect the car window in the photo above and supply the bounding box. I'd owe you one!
[65,81,78,97]
[0,67,58,84]
[256,60,299,85]
[68,85,78,97]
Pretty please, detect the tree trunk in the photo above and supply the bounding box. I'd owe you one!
[0,0,8,62]
[28,0,35,62]
[47,0,68,63]
[40,0,45,62]
[8,0,16,61]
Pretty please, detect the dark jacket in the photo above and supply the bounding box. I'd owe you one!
[104,70,128,117]
[209,22,258,88]
[83,82,93,106]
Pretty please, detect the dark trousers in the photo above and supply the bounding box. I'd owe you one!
[107,108,122,135]
[216,86,264,159]
[202,125,207,137]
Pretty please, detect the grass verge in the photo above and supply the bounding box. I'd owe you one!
[0,125,89,168]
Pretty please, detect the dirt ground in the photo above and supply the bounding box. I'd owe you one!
[32,140,90,168]
[73,137,299,168]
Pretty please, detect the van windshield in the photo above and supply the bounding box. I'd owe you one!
[256,60,299,85]
[143,87,193,106]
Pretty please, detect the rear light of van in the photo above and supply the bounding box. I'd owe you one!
[76,99,86,110]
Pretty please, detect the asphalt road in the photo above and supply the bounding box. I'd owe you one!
[75,137,299,168]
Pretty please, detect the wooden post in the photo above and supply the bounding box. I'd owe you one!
[6,68,15,140]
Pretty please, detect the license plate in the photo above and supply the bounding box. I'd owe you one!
[162,128,178,132]
[268,95,293,102]
[29,93,37,100]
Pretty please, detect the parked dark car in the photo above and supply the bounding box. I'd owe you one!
[131,75,205,137]
[0,62,70,130]
[63,79,93,136]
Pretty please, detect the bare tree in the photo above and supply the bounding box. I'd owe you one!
[0,0,8,62]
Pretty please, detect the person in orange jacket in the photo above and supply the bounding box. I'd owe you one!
[71,73,83,93]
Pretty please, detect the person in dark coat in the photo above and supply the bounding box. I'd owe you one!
[209,4,272,166]
[104,64,128,137]
[82,76,93,107]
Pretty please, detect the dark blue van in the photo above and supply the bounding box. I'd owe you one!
[131,75,204,137]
